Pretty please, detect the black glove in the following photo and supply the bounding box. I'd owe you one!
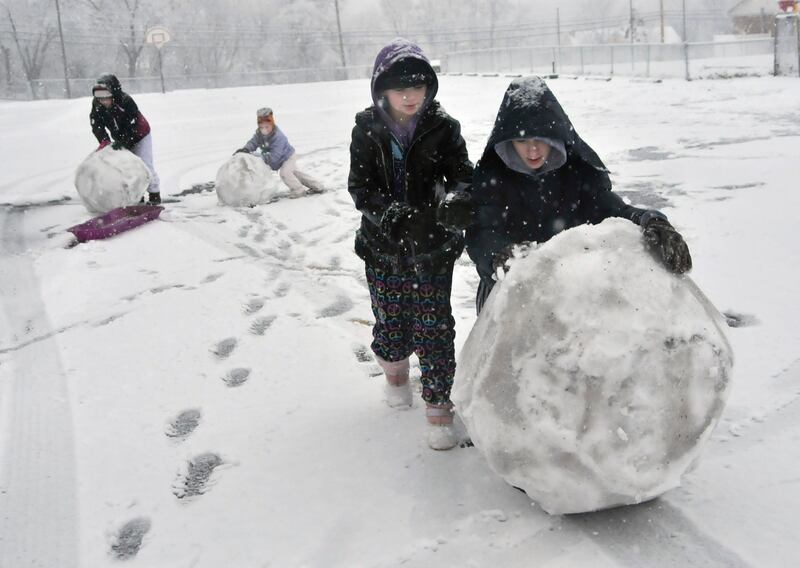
[643,218,692,274]
[491,241,531,275]
[234,148,249,155]
[380,202,431,246]
[437,190,474,230]
[111,140,124,150]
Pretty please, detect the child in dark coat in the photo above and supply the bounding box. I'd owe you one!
[348,38,473,450]
[90,73,161,204]
[440,76,692,313]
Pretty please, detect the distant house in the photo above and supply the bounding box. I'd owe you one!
[729,0,779,34]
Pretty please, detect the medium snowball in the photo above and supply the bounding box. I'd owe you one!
[215,154,281,207]
[452,219,733,515]
[74,147,150,214]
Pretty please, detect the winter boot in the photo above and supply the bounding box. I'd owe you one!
[376,356,412,408]
[426,403,457,450]
[148,192,162,205]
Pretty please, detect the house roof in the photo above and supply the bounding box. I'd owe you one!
[729,0,780,16]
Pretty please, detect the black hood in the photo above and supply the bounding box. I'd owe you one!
[482,76,608,175]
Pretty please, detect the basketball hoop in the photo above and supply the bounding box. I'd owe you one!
[146,25,171,50]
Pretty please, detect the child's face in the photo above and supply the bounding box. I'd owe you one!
[384,85,427,118]
[97,97,113,108]
[258,120,274,135]
[512,139,552,170]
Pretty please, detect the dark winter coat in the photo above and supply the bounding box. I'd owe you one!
[241,125,295,170]
[90,74,151,150]
[466,76,662,309]
[348,39,473,274]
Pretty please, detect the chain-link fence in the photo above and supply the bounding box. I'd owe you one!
[442,38,775,80]
[0,63,374,101]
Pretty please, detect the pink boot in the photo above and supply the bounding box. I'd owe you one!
[376,356,412,408]
[426,403,457,450]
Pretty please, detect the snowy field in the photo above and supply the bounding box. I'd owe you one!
[1,74,799,567]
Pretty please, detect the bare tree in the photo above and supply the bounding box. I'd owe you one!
[1,43,12,86]
[81,0,156,77]
[381,0,412,36]
[3,1,57,96]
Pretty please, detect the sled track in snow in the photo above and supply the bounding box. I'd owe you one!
[0,206,79,567]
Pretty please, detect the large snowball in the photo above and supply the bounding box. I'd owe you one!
[452,219,733,515]
[74,147,150,214]
[215,154,281,207]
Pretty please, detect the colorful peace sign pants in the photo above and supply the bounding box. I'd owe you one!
[365,264,456,405]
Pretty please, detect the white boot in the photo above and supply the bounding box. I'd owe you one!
[376,356,412,409]
[426,403,457,451]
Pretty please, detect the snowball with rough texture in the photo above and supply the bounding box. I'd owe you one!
[215,153,281,207]
[74,147,150,214]
[452,219,733,515]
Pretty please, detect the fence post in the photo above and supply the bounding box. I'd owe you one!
[646,44,651,76]
[684,42,690,80]
[773,17,779,75]
[552,47,557,74]
[580,46,584,75]
[610,45,615,75]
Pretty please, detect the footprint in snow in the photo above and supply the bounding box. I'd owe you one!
[273,282,290,297]
[722,311,759,328]
[110,517,151,560]
[318,295,354,318]
[352,344,373,363]
[165,408,202,439]
[249,315,276,336]
[223,368,250,387]
[202,272,224,283]
[212,338,237,359]
[173,453,224,499]
[243,297,265,315]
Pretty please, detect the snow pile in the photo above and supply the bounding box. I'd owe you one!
[452,219,733,515]
[73,147,150,214]
[215,153,281,207]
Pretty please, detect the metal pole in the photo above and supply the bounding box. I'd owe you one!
[556,7,561,48]
[683,0,690,80]
[630,0,635,44]
[773,15,779,75]
[660,0,665,43]
[157,48,165,93]
[629,1,636,71]
[333,0,347,73]
[610,45,615,75]
[54,0,71,98]
[556,7,561,73]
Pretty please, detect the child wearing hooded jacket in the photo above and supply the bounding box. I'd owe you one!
[348,39,473,450]
[236,107,323,198]
[90,73,161,204]
[438,76,692,313]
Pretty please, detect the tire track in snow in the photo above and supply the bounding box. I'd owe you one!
[564,499,751,568]
[0,206,79,568]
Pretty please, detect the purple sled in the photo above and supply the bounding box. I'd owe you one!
[68,205,164,243]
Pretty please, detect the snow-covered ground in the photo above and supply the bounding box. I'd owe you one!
[1,75,799,567]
